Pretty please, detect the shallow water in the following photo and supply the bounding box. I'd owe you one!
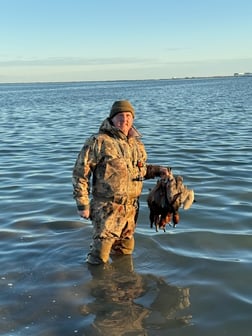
[0,77,252,335]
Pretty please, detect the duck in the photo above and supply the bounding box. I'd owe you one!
[147,169,194,232]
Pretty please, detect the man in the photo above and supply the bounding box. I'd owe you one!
[72,100,170,264]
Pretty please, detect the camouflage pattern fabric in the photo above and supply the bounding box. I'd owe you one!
[72,118,162,263]
[72,118,148,211]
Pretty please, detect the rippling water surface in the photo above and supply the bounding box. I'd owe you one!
[1,77,252,335]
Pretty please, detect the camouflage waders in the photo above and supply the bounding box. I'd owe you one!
[72,118,163,265]
[87,198,138,264]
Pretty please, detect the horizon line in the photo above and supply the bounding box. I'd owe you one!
[1,73,249,85]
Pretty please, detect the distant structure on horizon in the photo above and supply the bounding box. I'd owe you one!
[233,72,252,77]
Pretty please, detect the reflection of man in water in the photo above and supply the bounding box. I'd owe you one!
[80,255,191,335]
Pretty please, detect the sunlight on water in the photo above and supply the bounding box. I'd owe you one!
[0,77,252,335]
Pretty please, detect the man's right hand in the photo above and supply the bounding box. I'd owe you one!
[78,209,90,219]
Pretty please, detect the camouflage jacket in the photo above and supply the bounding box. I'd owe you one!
[72,118,161,210]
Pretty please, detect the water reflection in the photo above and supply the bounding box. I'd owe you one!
[80,256,191,335]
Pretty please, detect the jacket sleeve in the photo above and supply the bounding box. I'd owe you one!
[72,136,97,211]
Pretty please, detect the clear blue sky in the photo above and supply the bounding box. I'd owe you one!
[1,0,251,83]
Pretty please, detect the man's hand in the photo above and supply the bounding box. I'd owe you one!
[160,167,172,178]
[78,209,90,219]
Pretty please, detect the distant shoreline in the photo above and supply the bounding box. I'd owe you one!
[0,73,251,85]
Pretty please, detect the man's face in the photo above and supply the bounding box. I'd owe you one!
[112,112,133,136]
